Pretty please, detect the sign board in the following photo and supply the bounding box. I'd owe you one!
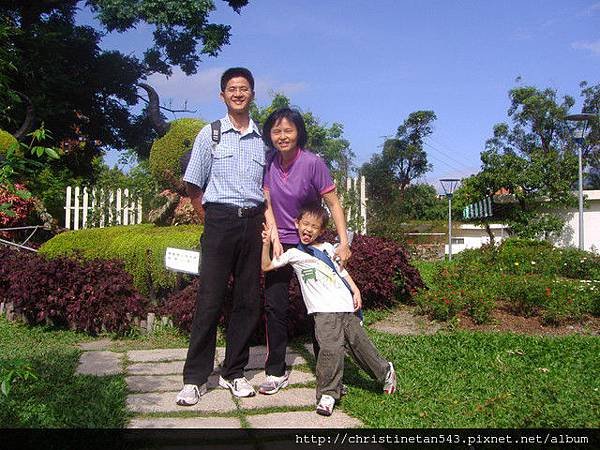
[165,247,200,275]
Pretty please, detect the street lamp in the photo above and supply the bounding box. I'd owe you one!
[565,112,597,251]
[440,178,460,260]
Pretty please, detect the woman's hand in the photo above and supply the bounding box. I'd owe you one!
[269,223,283,257]
[334,242,352,269]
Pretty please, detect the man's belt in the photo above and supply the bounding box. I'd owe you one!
[204,202,265,218]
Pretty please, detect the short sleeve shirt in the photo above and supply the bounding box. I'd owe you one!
[270,242,353,314]
[183,115,266,208]
[264,149,335,244]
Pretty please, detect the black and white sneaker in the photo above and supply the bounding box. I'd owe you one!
[219,375,256,397]
[175,383,207,406]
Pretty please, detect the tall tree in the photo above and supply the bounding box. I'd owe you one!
[0,0,250,175]
[362,110,435,196]
[579,81,600,189]
[455,85,581,239]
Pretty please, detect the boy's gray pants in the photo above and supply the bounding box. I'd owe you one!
[313,312,389,402]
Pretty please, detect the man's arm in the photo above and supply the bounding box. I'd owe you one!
[186,182,204,218]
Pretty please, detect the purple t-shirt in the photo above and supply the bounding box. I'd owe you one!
[264,149,335,244]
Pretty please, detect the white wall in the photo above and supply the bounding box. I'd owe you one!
[553,190,600,253]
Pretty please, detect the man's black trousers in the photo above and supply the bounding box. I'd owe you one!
[183,204,263,385]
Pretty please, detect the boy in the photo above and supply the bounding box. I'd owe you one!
[261,204,396,416]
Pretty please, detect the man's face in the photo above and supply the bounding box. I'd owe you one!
[220,76,254,115]
[295,213,324,245]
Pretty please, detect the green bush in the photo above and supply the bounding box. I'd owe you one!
[149,118,205,186]
[555,247,600,280]
[0,129,17,155]
[39,224,202,298]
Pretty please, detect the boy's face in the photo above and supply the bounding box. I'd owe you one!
[295,213,324,245]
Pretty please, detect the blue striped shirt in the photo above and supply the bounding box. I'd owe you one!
[183,115,266,208]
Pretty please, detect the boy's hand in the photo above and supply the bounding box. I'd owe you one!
[353,290,362,312]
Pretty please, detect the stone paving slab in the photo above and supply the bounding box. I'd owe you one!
[127,389,236,413]
[126,368,315,394]
[238,387,316,410]
[246,410,362,428]
[128,348,188,362]
[128,417,242,429]
[76,351,122,375]
[128,360,184,375]
[78,339,113,351]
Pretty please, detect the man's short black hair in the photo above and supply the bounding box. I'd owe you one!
[221,67,254,92]
[262,107,308,149]
[297,203,329,230]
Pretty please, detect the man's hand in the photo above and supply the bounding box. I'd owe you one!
[334,242,352,269]
[352,289,362,312]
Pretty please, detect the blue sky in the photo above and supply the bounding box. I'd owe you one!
[80,1,600,188]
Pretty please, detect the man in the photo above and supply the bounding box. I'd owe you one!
[176,67,266,405]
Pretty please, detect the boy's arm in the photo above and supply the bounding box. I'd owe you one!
[343,272,362,311]
[261,222,276,272]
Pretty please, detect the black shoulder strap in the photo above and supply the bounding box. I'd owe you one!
[210,120,221,144]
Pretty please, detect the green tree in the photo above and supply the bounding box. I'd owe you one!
[456,85,579,239]
[0,0,250,175]
[578,81,600,189]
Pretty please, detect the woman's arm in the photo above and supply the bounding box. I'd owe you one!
[263,189,283,257]
[322,190,352,268]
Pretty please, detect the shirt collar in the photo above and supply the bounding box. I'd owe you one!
[222,115,261,137]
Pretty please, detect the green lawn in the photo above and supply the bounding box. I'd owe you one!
[0,318,128,427]
[340,329,600,428]
[1,316,598,428]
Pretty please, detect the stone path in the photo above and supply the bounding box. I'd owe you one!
[77,344,362,429]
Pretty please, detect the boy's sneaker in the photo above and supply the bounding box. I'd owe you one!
[258,373,289,395]
[219,375,256,397]
[316,394,335,416]
[383,362,396,394]
[176,383,207,406]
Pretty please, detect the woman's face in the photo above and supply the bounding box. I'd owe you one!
[270,117,299,155]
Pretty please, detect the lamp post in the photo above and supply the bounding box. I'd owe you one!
[440,178,460,260]
[565,113,596,251]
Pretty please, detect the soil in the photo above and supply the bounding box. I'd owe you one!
[371,304,600,336]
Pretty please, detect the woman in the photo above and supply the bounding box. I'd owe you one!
[260,107,351,395]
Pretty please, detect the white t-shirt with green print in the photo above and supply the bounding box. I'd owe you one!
[270,242,354,314]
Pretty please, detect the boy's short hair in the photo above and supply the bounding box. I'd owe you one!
[262,107,308,149]
[221,67,255,92]
[297,203,329,229]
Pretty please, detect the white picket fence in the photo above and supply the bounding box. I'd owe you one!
[343,176,368,234]
[64,186,143,230]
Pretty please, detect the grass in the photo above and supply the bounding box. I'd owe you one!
[340,328,600,428]
[0,318,128,427]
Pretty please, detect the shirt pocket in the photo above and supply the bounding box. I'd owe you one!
[211,147,234,179]
[247,153,266,184]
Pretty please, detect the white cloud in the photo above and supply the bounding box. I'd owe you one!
[144,67,224,106]
[571,39,600,55]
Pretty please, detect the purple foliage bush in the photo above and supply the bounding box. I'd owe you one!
[161,232,423,342]
[0,246,147,334]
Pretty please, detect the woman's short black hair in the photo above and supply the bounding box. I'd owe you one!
[262,107,308,149]
[221,67,254,92]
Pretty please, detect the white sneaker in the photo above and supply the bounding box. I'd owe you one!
[316,394,335,416]
[383,362,396,395]
[219,375,256,397]
[175,383,207,406]
[258,373,289,395]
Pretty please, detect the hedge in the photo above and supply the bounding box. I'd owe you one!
[39,224,202,298]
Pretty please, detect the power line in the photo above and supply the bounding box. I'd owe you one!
[423,140,479,173]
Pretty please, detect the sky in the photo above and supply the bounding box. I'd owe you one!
[79,0,600,190]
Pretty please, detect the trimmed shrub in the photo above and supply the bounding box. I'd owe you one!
[149,118,205,186]
[39,224,201,298]
[0,247,147,334]
[0,129,17,155]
